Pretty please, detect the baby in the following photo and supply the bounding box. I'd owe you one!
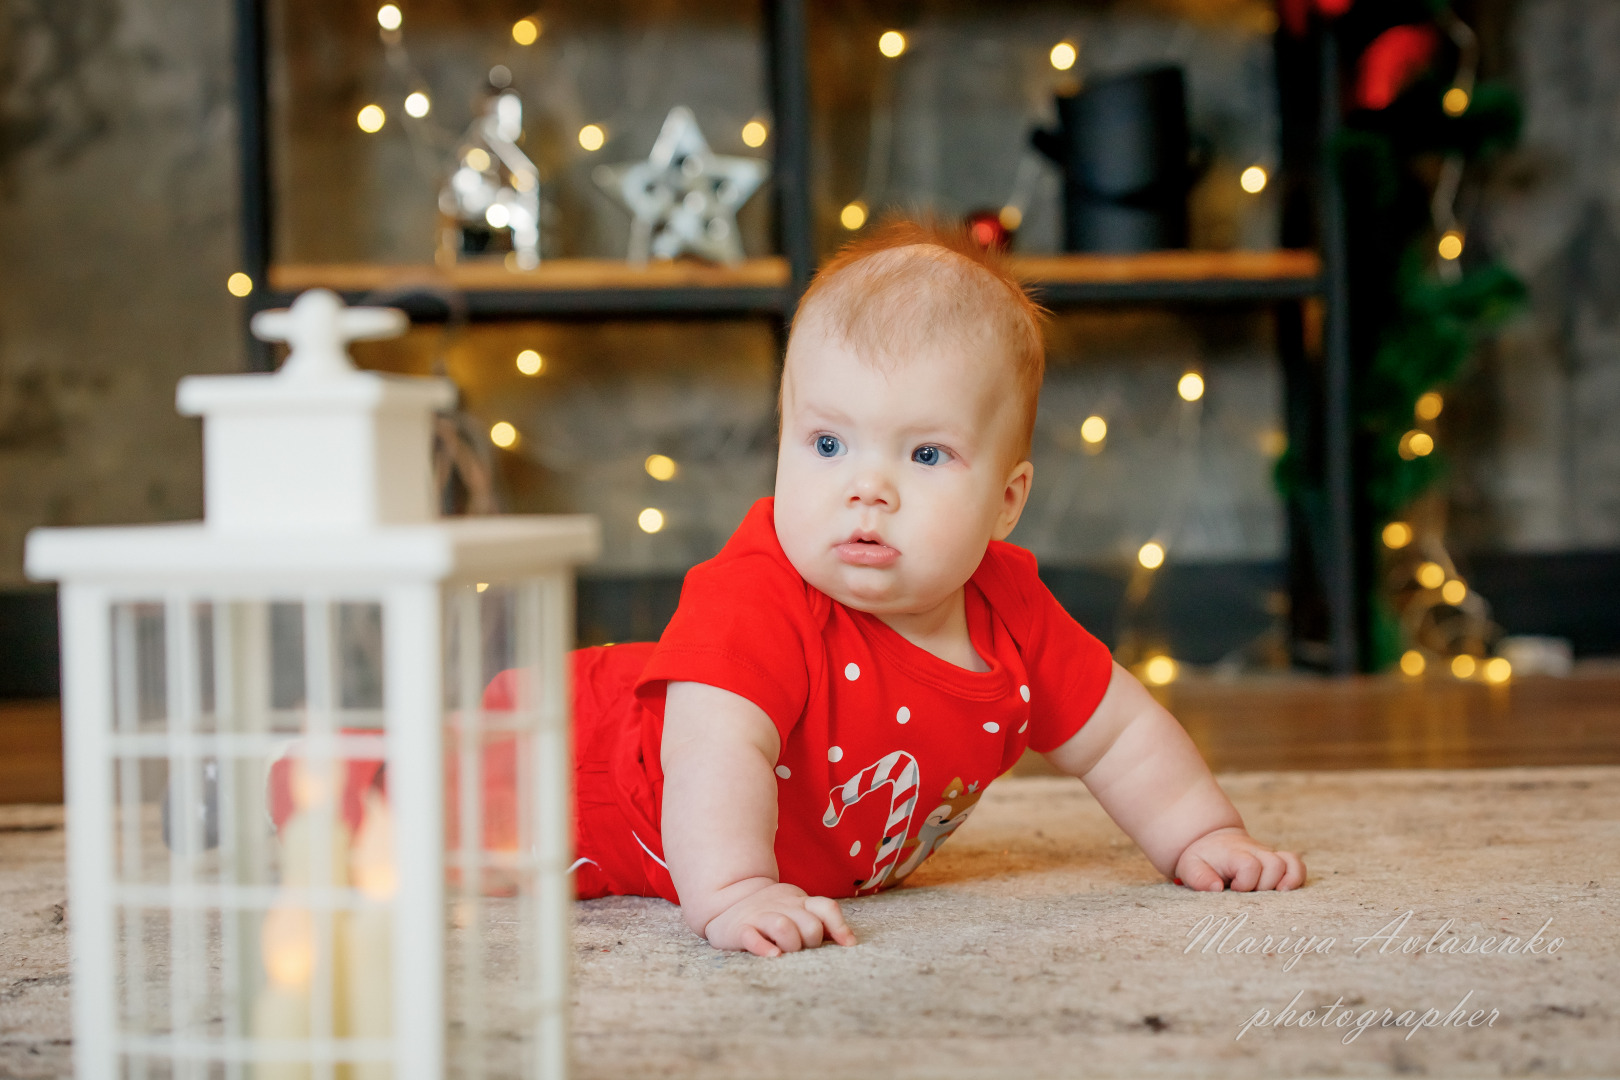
[559,220,1304,956]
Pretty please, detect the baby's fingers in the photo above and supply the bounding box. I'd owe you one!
[1176,852,1226,892]
[738,924,782,958]
[1228,851,1264,892]
[755,911,807,954]
[1277,850,1306,891]
[1253,850,1289,892]
[804,896,857,947]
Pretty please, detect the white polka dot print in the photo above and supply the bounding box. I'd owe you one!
[774,765,791,779]
[1019,684,1030,702]
[983,721,1000,733]
[896,706,911,724]
[849,840,862,856]
[1018,720,1028,733]
[844,662,860,681]
[828,746,843,762]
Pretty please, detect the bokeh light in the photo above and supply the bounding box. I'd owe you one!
[1138,542,1165,570]
[1143,655,1178,686]
[878,30,907,57]
[376,4,402,31]
[489,421,518,449]
[1049,42,1077,71]
[357,105,386,133]
[1382,521,1413,549]
[741,119,768,148]
[840,200,869,230]
[578,124,606,152]
[512,17,540,45]
[226,272,253,298]
[1451,654,1477,679]
[645,454,678,481]
[1416,561,1446,590]
[1080,415,1107,444]
[638,508,666,534]
[1240,165,1269,194]
[404,92,430,118]
[1400,650,1426,676]
[1178,372,1205,402]
[516,349,543,376]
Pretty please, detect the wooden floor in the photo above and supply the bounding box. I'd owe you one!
[4,672,1618,802]
[0,699,64,803]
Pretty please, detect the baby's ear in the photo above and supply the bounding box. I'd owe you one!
[994,460,1035,540]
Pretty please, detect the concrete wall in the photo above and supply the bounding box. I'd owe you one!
[0,0,1615,591]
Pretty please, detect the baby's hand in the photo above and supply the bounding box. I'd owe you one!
[703,881,858,956]
[1174,827,1305,892]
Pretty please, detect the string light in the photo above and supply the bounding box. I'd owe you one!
[638,507,666,533]
[489,421,518,448]
[1239,165,1268,194]
[1415,391,1443,420]
[485,203,511,229]
[878,30,907,58]
[357,104,386,133]
[644,454,678,481]
[1416,561,1446,590]
[1382,521,1413,549]
[1177,372,1205,401]
[1441,579,1468,605]
[1442,87,1470,116]
[475,582,489,593]
[741,119,768,147]
[1484,657,1512,684]
[1400,430,1435,459]
[226,272,253,298]
[1400,650,1426,676]
[998,206,1022,230]
[1137,542,1165,570]
[1049,42,1077,71]
[840,200,869,230]
[578,124,605,152]
[404,91,430,118]
[376,4,402,31]
[464,147,491,171]
[1437,230,1464,260]
[1080,415,1107,444]
[1143,655,1178,686]
[516,349,543,376]
[1451,654,1477,679]
[512,16,541,45]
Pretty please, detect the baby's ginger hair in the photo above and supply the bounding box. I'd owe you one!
[786,219,1048,463]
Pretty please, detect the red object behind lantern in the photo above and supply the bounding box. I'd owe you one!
[1356,24,1440,111]
[965,209,1013,252]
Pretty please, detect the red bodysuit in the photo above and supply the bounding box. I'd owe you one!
[551,497,1115,904]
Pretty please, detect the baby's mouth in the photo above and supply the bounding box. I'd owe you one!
[834,531,900,568]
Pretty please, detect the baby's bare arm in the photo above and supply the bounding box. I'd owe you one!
[660,681,857,952]
[1045,663,1304,891]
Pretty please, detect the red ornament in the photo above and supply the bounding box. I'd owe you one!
[965,209,1012,252]
[1356,24,1440,110]
[1280,0,1355,36]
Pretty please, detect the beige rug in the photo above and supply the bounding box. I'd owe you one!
[4,768,1617,1078]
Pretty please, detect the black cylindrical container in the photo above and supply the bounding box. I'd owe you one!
[1032,66,1199,252]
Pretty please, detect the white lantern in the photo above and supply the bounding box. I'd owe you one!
[26,290,598,1080]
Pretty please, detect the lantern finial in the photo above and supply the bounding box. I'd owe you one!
[250,289,408,379]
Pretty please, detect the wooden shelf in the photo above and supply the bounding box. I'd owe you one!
[266,257,792,319]
[266,250,1321,320]
[1013,249,1322,303]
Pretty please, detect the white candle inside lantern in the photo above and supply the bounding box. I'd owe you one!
[342,789,395,1080]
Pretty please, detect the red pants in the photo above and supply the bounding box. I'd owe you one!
[567,644,669,901]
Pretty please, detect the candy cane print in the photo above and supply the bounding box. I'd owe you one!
[822,750,921,892]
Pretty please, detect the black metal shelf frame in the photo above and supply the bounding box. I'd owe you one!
[233,1,1359,673]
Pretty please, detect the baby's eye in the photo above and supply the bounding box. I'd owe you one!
[912,444,949,466]
[815,434,844,458]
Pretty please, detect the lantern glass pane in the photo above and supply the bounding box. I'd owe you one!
[441,577,564,1077]
[106,596,397,1075]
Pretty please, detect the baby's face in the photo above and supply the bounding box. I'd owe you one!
[774,329,1033,620]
